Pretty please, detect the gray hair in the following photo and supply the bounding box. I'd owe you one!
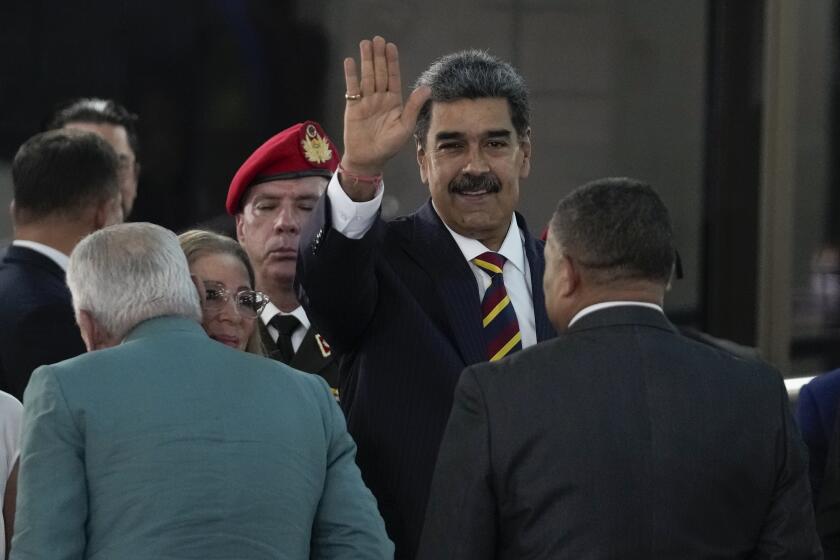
[67,222,201,340]
[413,49,530,146]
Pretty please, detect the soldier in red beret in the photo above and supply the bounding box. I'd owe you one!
[227,121,340,395]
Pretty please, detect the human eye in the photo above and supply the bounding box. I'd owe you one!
[254,201,277,212]
[486,139,509,149]
[437,141,463,152]
[203,283,226,302]
[236,290,256,306]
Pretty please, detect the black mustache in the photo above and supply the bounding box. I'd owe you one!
[448,173,501,195]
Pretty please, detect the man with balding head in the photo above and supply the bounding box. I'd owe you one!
[420,178,821,559]
[0,129,123,400]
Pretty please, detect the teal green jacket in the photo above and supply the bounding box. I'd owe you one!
[11,316,393,559]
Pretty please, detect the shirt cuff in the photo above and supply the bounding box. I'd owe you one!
[326,172,383,239]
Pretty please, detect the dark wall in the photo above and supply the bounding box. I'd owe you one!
[0,0,329,230]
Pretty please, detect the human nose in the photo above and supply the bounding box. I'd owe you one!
[462,143,489,175]
[216,295,244,322]
[272,204,300,233]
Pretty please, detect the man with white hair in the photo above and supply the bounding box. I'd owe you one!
[10,223,393,559]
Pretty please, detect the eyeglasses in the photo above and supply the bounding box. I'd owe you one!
[202,281,269,319]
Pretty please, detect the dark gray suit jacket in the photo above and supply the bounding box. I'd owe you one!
[419,306,821,559]
[297,197,555,559]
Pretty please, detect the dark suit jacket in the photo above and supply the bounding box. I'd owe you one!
[297,197,555,559]
[798,369,840,555]
[258,320,340,394]
[419,306,821,559]
[0,245,85,400]
[796,369,840,497]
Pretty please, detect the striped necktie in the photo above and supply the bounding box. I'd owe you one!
[472,252,522,361]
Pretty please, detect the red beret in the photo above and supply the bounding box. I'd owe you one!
[226,120,340,214]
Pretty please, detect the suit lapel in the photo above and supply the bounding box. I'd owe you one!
[290,328,334,374]
[517,214,555,342]
[405,201,487,366]
[260,318,335,374]
[258,321,279,355]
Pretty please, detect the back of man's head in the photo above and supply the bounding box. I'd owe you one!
[549,177,675,286]
[46,97,140,161]
[67,223,201,342]
[12,129,120,225]
[413,49,530,146]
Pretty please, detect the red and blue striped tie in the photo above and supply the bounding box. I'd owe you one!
[472,252,522,361]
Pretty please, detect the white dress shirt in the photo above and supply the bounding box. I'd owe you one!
[326,173,537,348]
[12,240,69,271]
[568,301,664,328]
[260,302,310,353]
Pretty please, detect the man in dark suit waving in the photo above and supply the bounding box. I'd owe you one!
[0,130,123,400]
[419,177,821,559]
[296,37,555,558]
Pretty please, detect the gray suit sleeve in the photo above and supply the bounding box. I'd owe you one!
[11,367,87,560]
[417,366,497,560]
[753,377,823,559]
[309,377,394,559]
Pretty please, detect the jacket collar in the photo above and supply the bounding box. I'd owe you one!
[567,304,676,335]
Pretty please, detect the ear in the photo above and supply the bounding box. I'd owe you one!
[518,128,532,180]
[76,309,99,352]
[558,254,580,298]
[235,214,246,244]
[93,197,122,230]
[416,139,429,185]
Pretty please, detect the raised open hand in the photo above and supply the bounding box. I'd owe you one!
[340,36,431,201]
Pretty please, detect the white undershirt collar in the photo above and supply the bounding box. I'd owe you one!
[568,301,664,328]
[260,302,310,331]
[433,206,525,273]
[12,240,69,271]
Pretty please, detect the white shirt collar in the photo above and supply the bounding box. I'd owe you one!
[434,206,525,273]
[12,240,70,271]
[260,301,310,331]
[568,301,664,328]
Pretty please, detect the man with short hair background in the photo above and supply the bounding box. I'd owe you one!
[0,129,122,399]
[11,222,393,559]
[419,177,821,559]
[47,97,141,218]
[228,121,340,392]
[296,37,555,558]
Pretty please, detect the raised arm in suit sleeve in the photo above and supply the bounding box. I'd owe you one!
[296,181,382,354]
[753,378,822,559]
[310,377,394,559]
[11,367,87,560]
[417,366,497,560]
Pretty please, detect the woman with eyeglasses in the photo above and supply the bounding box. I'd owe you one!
[178,230,268,355]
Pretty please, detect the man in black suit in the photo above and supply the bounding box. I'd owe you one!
[0,129,123,400]
[419,178,821,559]
[228,121,340,394]
[296,37,554,558]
